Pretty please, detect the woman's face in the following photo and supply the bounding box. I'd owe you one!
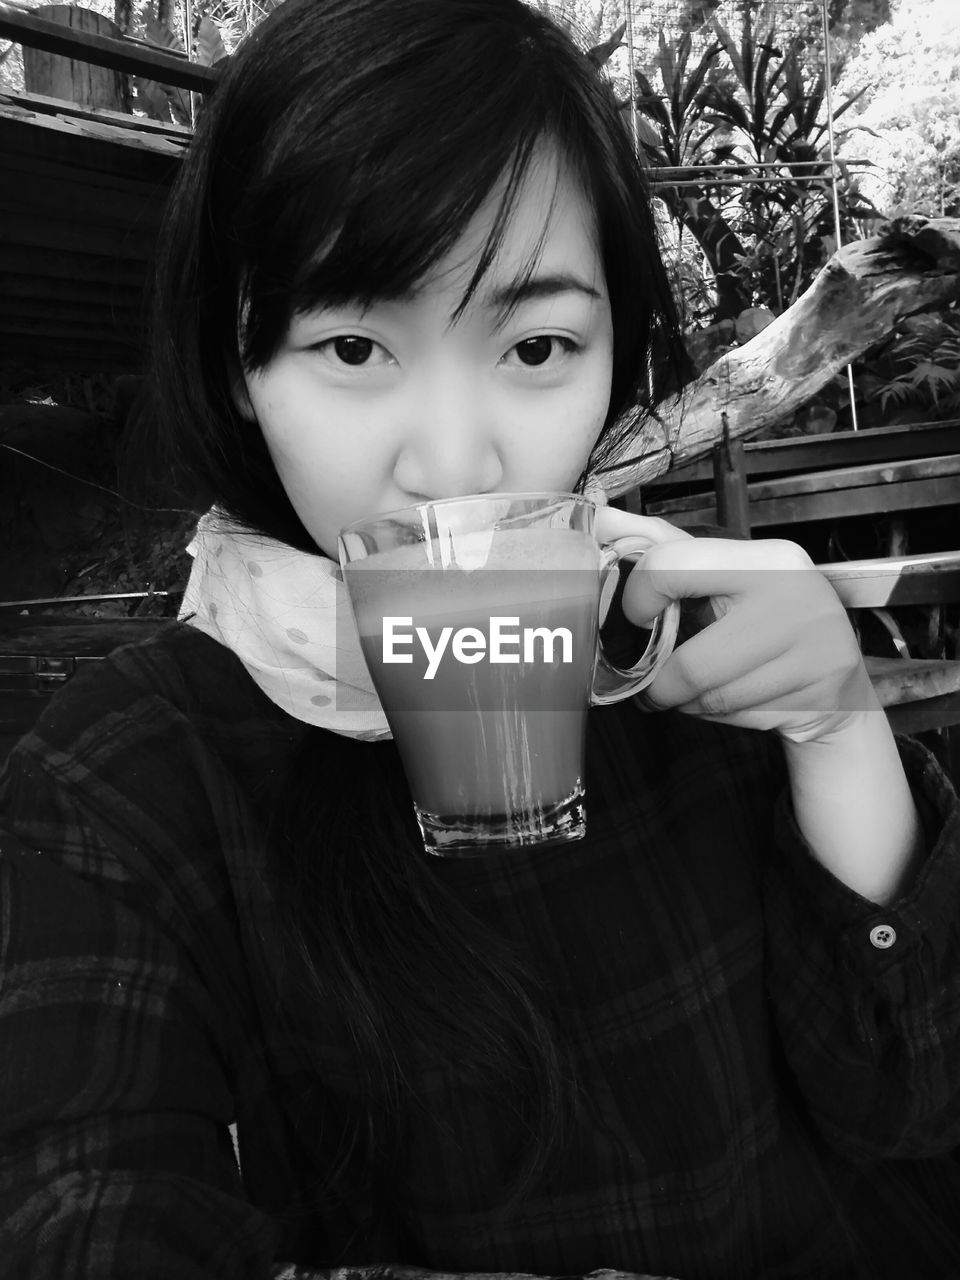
[241,147,614,558]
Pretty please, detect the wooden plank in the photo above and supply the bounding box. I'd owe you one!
[0,275,146,309]
[9,107,187,154]
[886,690,960,735]
[645,474,960,527]
[0,3,218,92]
[2,88,192,139]
[1,168,168,226]
[0,112,181,186]
[1,209,159,260]
[742,421,960,471]
[0,106,185,175]
[746,453,960,502]
[0,340,141,371]
[0,248,150,287]
[1,300,145,330]
[0,298,147,329]
[1,167,169,232]
[0,615,166,653]
[0,318,144,348]
[656,422,960,486]
[54,115,185,154]
[0,310,145,341]
[647,455,960,515]
[0,297,147,331]
[863,655,960,707]
[819,551,960,608]
[0,265,153,306]
[647,455,960,519]
[749,475,960,526]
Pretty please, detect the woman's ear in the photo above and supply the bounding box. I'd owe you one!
[233,382,257,423]
[229,361,257,422]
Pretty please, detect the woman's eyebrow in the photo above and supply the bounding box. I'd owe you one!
[486,272,602,309]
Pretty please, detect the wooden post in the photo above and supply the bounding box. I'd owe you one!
[22,5,127,112]
[713,414,751,538]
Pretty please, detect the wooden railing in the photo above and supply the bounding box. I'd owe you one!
[0,1,218,92]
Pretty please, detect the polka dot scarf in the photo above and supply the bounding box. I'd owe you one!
[178,510,391,740]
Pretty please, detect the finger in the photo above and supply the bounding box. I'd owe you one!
[671,695,870,740]
[640,614,795,709]
[635,589,860,709]
[673,657,843,720]
[647,633,866,721]
[620,537,819,627]
[594,507,694,550]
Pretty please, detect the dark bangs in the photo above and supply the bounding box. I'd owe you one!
[236,7,598,371]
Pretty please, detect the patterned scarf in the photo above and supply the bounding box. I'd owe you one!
[178,510,390,740]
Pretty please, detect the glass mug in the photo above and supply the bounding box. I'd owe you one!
[338,492,679,855]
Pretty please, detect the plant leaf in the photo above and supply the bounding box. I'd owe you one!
[133,75,189,125]
[587,22,625,69]
[132,75,172,122]
[196,16,228,68]
[142,12,184,54]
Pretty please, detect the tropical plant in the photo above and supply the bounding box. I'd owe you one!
[631,1,879,323]
[706,11,875,302]
[630,31,753,319]
[876,312,960,419]
[131,11,227,124]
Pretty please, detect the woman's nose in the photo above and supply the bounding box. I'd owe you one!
[392,379,504,501]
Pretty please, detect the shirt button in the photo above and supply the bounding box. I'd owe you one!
[869,924,897,949]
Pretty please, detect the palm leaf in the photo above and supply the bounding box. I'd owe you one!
[587,22,626,69]
[136,12,190,125]
[196,16,228,68]
[681,40,722,115]
[711,18,744,88]
[657,29,677,96]
[633,69,670,132]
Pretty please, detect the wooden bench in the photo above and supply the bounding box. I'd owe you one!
[638,419,960,537]
[0,614,166,761]
[818,552,960,740]
[634,422,960,758]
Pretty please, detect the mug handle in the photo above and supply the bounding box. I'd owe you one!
[590,535,680,707]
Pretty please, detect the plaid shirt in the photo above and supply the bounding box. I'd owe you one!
[2,624,960,1280]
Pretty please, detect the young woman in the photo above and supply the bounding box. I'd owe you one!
[2,2,959,1277]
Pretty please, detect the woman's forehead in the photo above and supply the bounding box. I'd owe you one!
[255,141,606,341]
[416,149,604,303]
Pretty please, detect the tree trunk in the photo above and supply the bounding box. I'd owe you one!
[156,0,176,32]
[114,0,133,35]
[598,216,960,497]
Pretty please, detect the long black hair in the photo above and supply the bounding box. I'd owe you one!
[149,0,685,545]
[142,0,687,1230]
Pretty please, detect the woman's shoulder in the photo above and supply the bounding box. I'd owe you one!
[17,621,289,755]
[1,622,305,838]
[46,620,264,720]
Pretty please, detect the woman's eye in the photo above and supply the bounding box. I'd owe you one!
[507,336,578,368]
[310,335,394,367]
[333,335,375,365]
